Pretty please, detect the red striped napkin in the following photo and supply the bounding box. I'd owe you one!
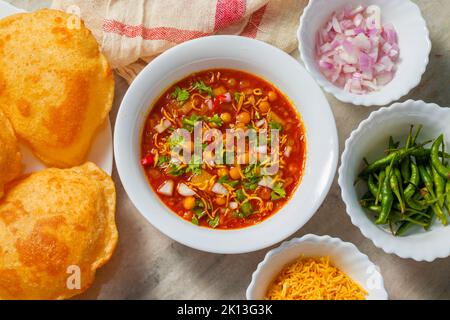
[52,0,308,83]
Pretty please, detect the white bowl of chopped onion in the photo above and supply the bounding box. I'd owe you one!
[247,234,388,300]
[298,0,431,106]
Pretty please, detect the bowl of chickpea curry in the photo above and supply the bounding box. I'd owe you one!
[114,36,338,253]
[141,69,307,229]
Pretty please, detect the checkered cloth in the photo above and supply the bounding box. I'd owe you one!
[52,0,308,83]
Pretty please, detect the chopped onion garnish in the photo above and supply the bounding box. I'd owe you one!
[158,180,174,196]
[177,183,196,196]
[284,146,292,157]
[207,99,213,110]
[229,202,238,210]
[212,183,229,196]
[154,119,171,134]
[256,119,266,128]
[258,176,275,189]
[224,92,232,103]
[316,5,399,94]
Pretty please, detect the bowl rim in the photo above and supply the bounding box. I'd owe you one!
[246,234,388,300]
[114,35,339,254]
[297,0,431,107]
[338,99,450,261]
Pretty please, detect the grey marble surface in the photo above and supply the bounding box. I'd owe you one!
[4,0,450,300]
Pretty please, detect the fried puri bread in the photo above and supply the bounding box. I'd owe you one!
[0,162,118,300]
[0,109,22,198]
[0,9,114,168]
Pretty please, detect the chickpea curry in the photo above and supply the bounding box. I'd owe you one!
[141,69,306,229]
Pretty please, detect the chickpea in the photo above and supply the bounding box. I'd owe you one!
[229,167,241,180]
[217,167,229,177]
[236,112,251,124]
[268,91,278,102]
[183,196,196,210]
[259,101,271,113]
[227,78,237,87]
[215,197,226,206]
[220,112,232,123]
[213,86,226,96]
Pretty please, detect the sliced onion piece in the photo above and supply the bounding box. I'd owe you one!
[207,99,213,110]
[224,92,232,103]
[158,180,174,196]
[258,176,275,189]
[229,202,238,210]
[255,119,266,128]
[212,183,229,196]
[154,119,171,134]
[284,146,292,157]
[177,183,196,196]
[332,16,342,33]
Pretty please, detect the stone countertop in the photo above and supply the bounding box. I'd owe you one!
[4,0,450,300]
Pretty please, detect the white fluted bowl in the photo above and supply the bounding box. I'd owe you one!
[339,100,450,261]
[246,234,388,300]
[298,0,431,106]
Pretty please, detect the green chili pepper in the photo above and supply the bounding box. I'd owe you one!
[404,162,419,200]
[375,170,386,205]
[411,148,450,159]
[422,189,447,226]
[432,165,445,208]
[368,205,382,213]
[395,221,413,236]
[376,158,396,225]
[367,174,378,199]
[390,168,405,213]
[419,165,435,198]
[360,142,430,177]
[431,135,450,180]
[400,158,410,184]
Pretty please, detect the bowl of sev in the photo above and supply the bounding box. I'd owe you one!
[246,234,388,300]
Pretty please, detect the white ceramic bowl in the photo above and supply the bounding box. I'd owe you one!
[114,36,338,254]
[339,100,450,261]
[246,234,388,300]
[298,0,431,106]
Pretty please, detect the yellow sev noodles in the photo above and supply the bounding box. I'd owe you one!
[265,256,367,300]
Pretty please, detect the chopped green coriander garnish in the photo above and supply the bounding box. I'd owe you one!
[193,81,213,97]
[208,215,220,228]
[271,183,286,200]
[171,87,190,103]
[269,121,283,131]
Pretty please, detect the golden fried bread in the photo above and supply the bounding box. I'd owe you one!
[0,162,118,300]
[0,109,21,198]
[0,9,114,168]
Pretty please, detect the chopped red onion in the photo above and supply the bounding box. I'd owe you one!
[316,5,399,94]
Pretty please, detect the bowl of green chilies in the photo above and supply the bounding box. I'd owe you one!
[339,100,450,261]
